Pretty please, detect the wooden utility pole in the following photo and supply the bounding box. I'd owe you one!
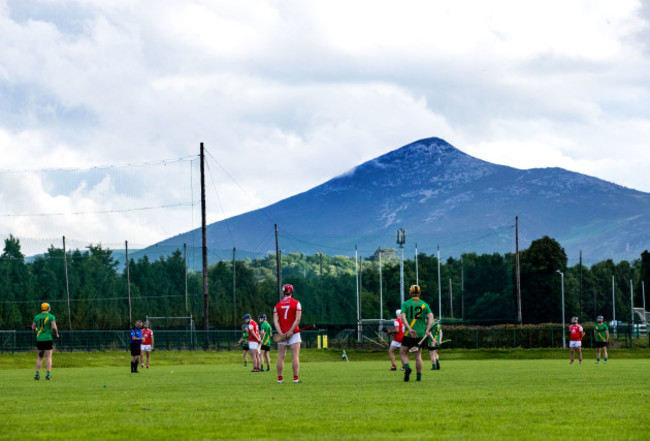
[515,216,522,324]
[275,224,281,300]
[580,250,583,321]
[184,243,188,314]
[201,143,209,330]
[233,247,237,324]
[126,240,132,327]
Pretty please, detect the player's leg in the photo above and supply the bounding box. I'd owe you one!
[141,346,145,368]
[242,349,248,366]
[399,344,412,381]
[570,346,574,363]
[44,349,53,379]
[264,349,271,370]
[577,346,582,364]
[603,345,608,363]
[146,349,151,368]
[276,343,287,382]
[596,346,601,363]
[389,345,397,370]
[290,342,300,382]
[414,348,423,381]
[35,349,44,380]
[434,350,440,370]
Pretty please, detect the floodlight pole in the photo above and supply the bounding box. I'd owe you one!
[62,236,72,331]
[557,270,566,349]
[397,229,406,305]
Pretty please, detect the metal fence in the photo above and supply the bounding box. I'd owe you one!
[1,325,647,353]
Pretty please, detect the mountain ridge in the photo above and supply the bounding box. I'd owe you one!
[153,137,650,264]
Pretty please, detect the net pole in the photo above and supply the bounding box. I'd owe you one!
[63,236,72,331]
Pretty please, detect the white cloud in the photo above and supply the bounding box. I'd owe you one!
[1,0,649,253]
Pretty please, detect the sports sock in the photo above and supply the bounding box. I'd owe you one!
[404,363,411,371]
[46,371,51,376]
[604,358,607,363]
[432,363,436,370]
[294,375,299,381]
[130,361,134,372]
[416,372,422,381]
[278,376,283,381]
[35,370,40,376]
[436,360,440,370]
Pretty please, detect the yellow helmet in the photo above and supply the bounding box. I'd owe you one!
[409,285,421,296]
[41,302,50,311]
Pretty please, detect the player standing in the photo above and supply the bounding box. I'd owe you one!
[243,314,262,372]
[237,324,250,367]
[569,317,585,365]
[32,302,59,380]
[428,319,443,370]
[273,284,302,383]
[140,320,154,369]
[399,285,434,382]
[130,320,143,373]
[385,309,405,371]
[259,314,273,372]
[593,315,609,364]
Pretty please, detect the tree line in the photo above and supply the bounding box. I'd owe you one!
[1,234,648,330]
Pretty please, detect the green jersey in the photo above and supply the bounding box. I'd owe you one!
[400,297,432,337]
[594,323,609,342]
[33,312,56,342]
[260,321,273,346]
[428,322,442,345]
[241,331,249,346]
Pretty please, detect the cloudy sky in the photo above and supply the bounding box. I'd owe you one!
[1,0,649,254]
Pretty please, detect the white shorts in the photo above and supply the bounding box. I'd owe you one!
[277,333,302,346]
[569,341,582,348]
[248,341,259,351]
[390,340,402,348]
[141,345,152,352]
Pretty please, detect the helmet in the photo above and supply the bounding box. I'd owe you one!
[409,285,421,296]
[596,315,603,320]
[41,302,50,311]
[395,309,401,317]
[571,316,578,324]
[283,284,294,295]
[242,313,251,320]
[258,314,267,320]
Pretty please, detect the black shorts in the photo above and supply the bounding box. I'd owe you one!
[595,341,608,348]
[37,341,53,351]
[261,345,271,352]
[242,345,249,351]
[401,336,422,349]
[427,345,440,351]
[130,343,142,356]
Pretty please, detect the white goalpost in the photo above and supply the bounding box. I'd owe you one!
[146,315,196,348]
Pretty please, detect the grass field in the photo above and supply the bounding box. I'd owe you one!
[1,349,649,440]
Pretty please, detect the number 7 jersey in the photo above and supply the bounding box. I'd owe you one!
[273,297,302,334]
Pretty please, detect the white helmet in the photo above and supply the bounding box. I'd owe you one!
[395,309,401,317]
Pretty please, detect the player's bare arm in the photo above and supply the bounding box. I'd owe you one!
[52,321,59,338]
[400,313,417,337]
[287,310,302,338]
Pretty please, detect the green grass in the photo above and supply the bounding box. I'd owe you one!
[1,350,649,440]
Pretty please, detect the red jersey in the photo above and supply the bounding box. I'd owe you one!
[248,320,260,343]
[273,296,302,334]
[393,318,405,343]
[569,324,583,341]
[141,329,153,345]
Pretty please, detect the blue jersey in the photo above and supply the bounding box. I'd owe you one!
[130,328,143,343]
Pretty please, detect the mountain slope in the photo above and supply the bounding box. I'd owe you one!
[155,137,650,264]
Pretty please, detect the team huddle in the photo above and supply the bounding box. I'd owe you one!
[32,285,612,381]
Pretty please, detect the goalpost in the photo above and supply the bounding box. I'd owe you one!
[146,315,196,348]
[358,319,396,347]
